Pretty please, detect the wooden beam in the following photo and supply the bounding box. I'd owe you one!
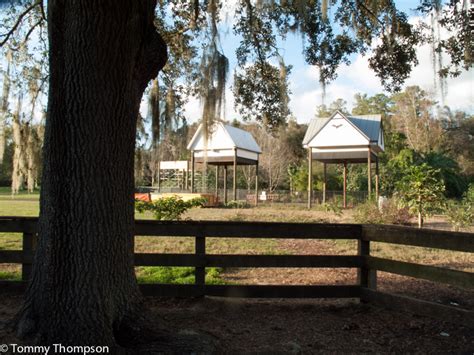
[233,148,237,201]
[362,225,474,252]
[0,217,38,233]
[375,156,379,201]
[343,161,347,208]
[323,162,327,204]
[139,284,360,299]
[184,161,188,190]
[133,253,362,268]
[195,234,206,294]
[191,151,195,193]
[357,240,377,290]
[308,148,313,208]
[360,288,474,328]
[366,256,474,289]
[135,221,362,239]
[224,165,228,204]
[367,148,371,199]
[157,163,161,192]
[215,165,219,199]
[255,162,259,206]
[22,232,37,281]
[0,250,34,263]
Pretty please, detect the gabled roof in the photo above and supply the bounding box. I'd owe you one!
[303,111,382,146]
[347,114,382,142]
[187,122,262,153]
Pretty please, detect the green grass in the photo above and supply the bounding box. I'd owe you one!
[135,266,224,284]
[0,270,20,280]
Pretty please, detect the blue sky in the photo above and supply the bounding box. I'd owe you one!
[182,1,473,124]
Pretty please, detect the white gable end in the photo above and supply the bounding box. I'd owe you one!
[191,124,235,151]
[308,117,369,147]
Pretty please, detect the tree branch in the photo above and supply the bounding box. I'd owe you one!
[0,0,42,47]
[10,19,43,51]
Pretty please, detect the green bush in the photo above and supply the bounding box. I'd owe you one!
[353,200,384,224]
[319,200,343,217]
[464,183,474,204]
[444,201,472,232]
[135,195,206,220]
[354,198,412,225]
[225,200,250,209]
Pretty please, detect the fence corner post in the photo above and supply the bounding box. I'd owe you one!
[22,232,37,281]
[358,228,377,303]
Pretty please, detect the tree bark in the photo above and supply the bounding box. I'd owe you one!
[16,0,167,348]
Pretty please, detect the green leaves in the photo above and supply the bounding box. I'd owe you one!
[233,61,291,131]
[135,196,206,220]
[395,163,445,226]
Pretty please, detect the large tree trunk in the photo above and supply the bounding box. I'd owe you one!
[16,0,167,348]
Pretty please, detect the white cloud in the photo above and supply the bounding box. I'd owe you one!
[184,10,473,126]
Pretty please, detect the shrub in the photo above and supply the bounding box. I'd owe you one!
[444,200,473,232]
[135,195,206,220]
[319,200,343,217]
[380,198,412,225]
[464,183,474,204]
[225,200,250,209]
[353,198,412,225]
[353,200,384,224]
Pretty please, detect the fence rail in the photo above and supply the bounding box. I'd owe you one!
[0,216,473,327]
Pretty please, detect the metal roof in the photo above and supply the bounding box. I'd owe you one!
[303,111,382,146]
[347,114,382,142]
[223,124,262,153]
[187,122,262,154]
[302,116,331,146]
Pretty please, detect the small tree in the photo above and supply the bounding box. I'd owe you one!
[395,163,445,228]
[135,196,205,221]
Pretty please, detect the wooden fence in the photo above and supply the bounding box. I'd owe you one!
[0,217,473,327]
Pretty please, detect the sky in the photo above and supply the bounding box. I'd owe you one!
[182,1,473,125]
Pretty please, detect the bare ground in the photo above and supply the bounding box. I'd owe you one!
[0,290,472,354]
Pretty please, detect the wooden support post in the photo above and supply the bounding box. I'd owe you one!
[358,239,377,299]
[307,148,313,209]
[184,162,188,190]
[375,156,379,202]
[215,165,219,199]
[191,151,195,193]
[367,148,372,200]
[255,162,259,206]
[343,161,347,208]
[195,233,206,296]
[323,162,327,204]
[224,165,228,204]
[22,232,37,281]
[233,149,237,201]
[157,163,161,192]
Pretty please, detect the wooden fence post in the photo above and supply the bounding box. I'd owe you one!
[22,232,37,281]
[195,233,206,296]
[358,239,377,300]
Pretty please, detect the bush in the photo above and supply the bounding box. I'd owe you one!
[319,200,343,217]
[225,200,250,209]
[353,200,384,224]
[353,198,412,225]
[135,195,206,220]
[444,201,473,232]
